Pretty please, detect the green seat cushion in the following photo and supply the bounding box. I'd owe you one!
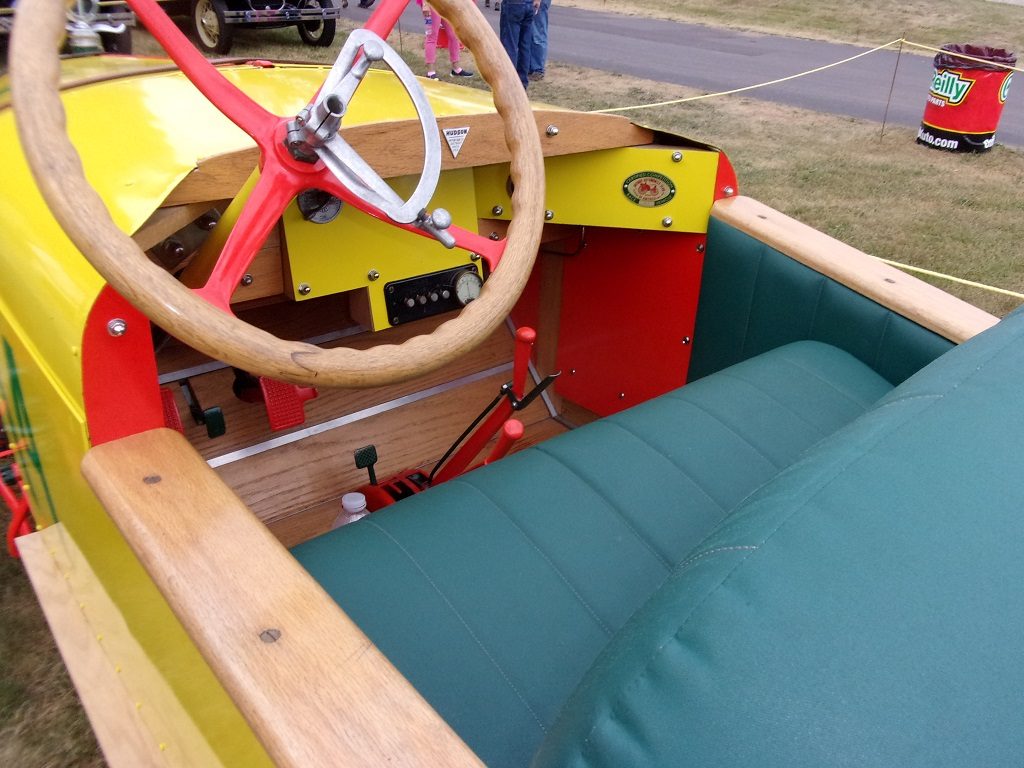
[292,341,892,767]
[534,309,1024,768]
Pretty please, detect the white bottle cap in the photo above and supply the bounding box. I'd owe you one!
[341,492,367,515]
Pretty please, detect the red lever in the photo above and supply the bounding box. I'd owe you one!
[432,327,538,484]
[484,419,525,466]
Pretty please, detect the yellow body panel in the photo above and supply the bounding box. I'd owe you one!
[283,168,483,328]
[475,145,721,233]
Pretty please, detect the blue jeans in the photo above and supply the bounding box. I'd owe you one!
[499,1,534,88]
[529,0,551,75]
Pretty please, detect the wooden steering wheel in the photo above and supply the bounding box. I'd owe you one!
[9,0,544,388]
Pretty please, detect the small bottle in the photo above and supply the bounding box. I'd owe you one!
[331,492,369,529]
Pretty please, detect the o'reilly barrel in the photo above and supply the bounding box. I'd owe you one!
[918,44,1016,152]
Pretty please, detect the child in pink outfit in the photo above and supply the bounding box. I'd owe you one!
[420,1,474,79]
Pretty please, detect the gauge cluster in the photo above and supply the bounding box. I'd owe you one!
[383,265,483,326]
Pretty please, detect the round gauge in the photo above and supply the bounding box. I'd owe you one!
[453,269,483,306]
[296,189,343,224]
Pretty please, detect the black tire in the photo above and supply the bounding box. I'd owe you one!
[100,29,133,54]
[297,0,336,47]
[191,0,233,54]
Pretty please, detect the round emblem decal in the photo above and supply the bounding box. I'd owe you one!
[623,172,676,207]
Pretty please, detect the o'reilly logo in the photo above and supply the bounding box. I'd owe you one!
[930,69,974,105]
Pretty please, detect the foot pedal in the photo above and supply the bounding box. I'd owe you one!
[260,377,318,431]
[159,387,184,434]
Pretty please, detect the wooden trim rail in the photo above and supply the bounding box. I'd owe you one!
[164,110,654,206]
[82,428,483,768]
[712,195,998,344]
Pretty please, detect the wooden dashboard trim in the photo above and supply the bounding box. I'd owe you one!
[163,110,655,206]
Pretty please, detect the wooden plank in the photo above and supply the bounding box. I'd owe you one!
[81,429,483,768]
[18,525,224,768]
[163,111,653,206]
[217,368,554,524]
[170,319,517,461]
[711,196,999,344]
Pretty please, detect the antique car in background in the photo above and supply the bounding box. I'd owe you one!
[3,0,1023,765]
[164,0,341,53]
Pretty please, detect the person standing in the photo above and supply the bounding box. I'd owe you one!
[499,0,541,88]
[421,1,474,80]
[528,0,550,81]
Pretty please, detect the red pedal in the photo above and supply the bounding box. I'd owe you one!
[160,387,184,434]
[259,377,318,431]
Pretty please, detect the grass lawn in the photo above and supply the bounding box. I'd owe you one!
[3,2,1023,764]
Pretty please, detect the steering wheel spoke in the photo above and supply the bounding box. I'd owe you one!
[196,162,302,311]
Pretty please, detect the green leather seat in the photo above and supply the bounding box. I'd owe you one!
[293,340,892,767]
[534,308,1024,768]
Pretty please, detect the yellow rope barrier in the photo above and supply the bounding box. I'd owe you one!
[590,38,904,114]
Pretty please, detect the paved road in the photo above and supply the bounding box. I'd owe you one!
[360,2,1022,148]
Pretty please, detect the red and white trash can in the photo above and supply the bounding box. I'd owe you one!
[918,44,1016,152]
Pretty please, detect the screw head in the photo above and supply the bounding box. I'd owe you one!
[723,186,736,197]
[367,269,381,282]
[671,151,683,162]
[546,125,560,137]
[696,243,705,253]
[661,217,673,228]
[240,273,254,287]
[298,283,312,296]
[681,336,692,345]
[491,205,504,216]
[107,318,127,337]
[470,253,481,261]
[544,210,554,221]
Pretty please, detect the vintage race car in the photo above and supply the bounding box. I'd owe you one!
[3,0,1023,766]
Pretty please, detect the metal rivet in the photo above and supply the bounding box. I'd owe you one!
[570,368,577,375]
[240,273,254,287]
[491,205,504,216]
[545,125,559,137]
[618,392,626,399]
[489,232,501,241]
[107,318,127,337]
[259,628,282,643]
[544,210,554,221]
[696,243,705,253]
[367,269,380,281]
[723,186,735,197]
[470,253,481,261]
[391,317,400,325]
[661,217,673,228]
[681,336,691,345]
[143,475,162,485]
[297,283,312,296]
[671,151,683,162]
